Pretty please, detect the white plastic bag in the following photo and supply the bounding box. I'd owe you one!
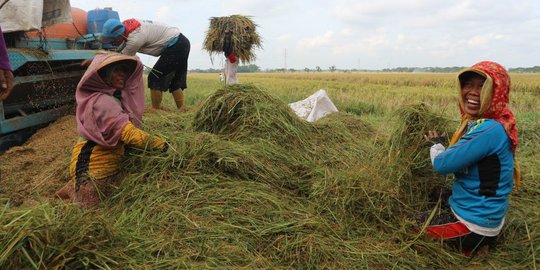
[289,89,338,122]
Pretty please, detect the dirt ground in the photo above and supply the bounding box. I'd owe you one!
[0,115,77,207]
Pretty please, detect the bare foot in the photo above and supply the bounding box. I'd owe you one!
[56,182,74,200]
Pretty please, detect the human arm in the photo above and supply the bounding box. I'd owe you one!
[120,33,144,56]
[120,122,168,151]
[432,120,504,174]
[0,27,14,101]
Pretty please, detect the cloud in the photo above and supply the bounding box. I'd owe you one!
[223,0,293,17]
[339,28,354,37]
[297,31,335,50]
[278,34,292,42]
[332,0,534,30]
[332,0,442,25]
[467,33,508,47]
[328,32,389,58]
[155,6,172,21]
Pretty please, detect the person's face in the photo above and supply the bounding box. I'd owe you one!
[110,35,125,46]
[461,75,486,117]
[110,66,129,90]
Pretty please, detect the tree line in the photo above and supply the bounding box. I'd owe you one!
[178,65,540,73]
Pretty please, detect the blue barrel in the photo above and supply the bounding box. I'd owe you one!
[87,8,120,34]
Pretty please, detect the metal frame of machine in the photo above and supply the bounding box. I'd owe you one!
[0,35,100,150]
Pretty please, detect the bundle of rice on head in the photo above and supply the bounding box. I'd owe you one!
[203,15,263,63]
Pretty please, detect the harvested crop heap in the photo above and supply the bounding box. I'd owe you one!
[2,84,513,269]
[387,103,453,207]
[203,15,262,63]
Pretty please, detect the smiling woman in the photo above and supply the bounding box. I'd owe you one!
[417,61,520,256]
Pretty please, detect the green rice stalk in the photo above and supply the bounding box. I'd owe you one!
[386,103,453,209]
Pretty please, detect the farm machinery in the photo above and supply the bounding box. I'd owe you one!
[0,1,119,151]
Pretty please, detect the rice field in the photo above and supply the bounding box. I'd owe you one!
[1,72,539,269]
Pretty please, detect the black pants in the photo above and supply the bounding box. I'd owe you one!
[148,33,190,92]
[415,187,498,255]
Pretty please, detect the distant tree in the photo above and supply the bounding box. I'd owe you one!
[315,66,322,72]
[304,68,310,72]
[329,65,336,72]
[238,64,261,73]
[189,68,221,73]
[509,66,540,73]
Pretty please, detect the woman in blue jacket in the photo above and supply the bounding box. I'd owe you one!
[419,61,520,256]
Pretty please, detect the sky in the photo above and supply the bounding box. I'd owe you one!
[70,0,540,70]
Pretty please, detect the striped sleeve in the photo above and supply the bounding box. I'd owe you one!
[120,122,167,151]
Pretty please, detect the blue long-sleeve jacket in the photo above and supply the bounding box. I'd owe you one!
[433,119,514,228]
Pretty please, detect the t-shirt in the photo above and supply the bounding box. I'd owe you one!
[120,20,180,56]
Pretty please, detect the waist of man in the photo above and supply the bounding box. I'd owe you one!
[166,34,182,47]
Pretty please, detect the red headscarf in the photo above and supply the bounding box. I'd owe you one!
[75,54,145,147]
[123,18,142,36]
[450,61,520,185]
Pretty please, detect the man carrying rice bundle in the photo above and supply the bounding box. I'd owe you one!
[203,15,262,85]
[418,61,520,256]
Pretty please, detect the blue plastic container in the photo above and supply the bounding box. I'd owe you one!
[87,8,120,34]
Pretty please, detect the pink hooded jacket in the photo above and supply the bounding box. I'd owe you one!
[75,54,145,147]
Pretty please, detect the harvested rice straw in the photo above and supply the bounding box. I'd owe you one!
[386,103,452,207]
[203,15,262,63]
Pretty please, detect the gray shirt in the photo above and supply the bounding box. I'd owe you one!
[120,20,181,56]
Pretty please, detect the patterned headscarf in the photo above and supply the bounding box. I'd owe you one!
[123,18,142,36]
[450,61,520,186]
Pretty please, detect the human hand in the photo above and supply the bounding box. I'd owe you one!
[0,69,14,101]
[423,130,447,146]
[80,58,93,67]
[161,142,170,153]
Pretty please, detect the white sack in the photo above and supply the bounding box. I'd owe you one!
[289,89,338,122]
[0,0,43,32]
[42,0,72,27]
[0,0,71,32]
